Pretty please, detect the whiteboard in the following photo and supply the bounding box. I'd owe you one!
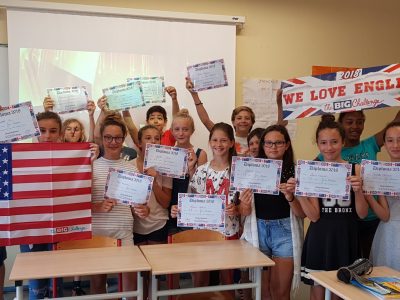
[6,9,236,153]
[0,45,8,107]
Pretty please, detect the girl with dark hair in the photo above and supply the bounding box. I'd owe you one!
[184,122,240,288]
[247,127,265,158]
[320,110,400,258]
[299,114,368,300]
[239,125,305,300]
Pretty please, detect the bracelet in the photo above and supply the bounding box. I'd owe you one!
[287,196,295,203]
[195,102,203,106]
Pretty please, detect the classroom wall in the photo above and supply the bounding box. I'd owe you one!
[0,0,399,296]
[1,0,398,160]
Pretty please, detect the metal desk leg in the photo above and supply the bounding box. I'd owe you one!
[254,267,262,300]
[14,280,23,300]
[137,271,143,300]
[324,287,331,300]
[151,274,158,300]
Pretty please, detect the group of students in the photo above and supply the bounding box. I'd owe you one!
[0,77,399,300]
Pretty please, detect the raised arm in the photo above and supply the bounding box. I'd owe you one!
[374,109,400,147]
[94,96,108,145]
[276,89,288,126]
[43,96,54,112]
[165,86,180,117]
[186,77,214,132]
[87,100,96,143]
[121,110,140,148]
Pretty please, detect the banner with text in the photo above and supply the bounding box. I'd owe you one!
[281,64,400,120]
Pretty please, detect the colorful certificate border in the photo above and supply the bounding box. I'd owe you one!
[104,167,153,205]
[127,76,166,104]
[47,86,88,114]
[295,160,352,200]
[361,159,400,196]
[177,193,226,230]
[143,144,188,179]
[103,81,145,111]
[230,156,282,195]
[0,101,40,143]
[187,58,228,92]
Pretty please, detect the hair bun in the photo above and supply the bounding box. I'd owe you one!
[104,110,123,122]
[321,114,335,123]
[178,108,189,116]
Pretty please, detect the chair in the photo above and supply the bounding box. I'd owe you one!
[169,229,234,300]
[52,235,122,297]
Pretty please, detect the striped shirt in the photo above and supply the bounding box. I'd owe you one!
[92,157,138,236]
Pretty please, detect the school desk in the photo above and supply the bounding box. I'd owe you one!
[9,246,151,300]
[140,239,275,300]
[309,266,400,300]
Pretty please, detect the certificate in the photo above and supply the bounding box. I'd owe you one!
[361,160,400,196]
[230,156,282,195]
[177,193,225,230]
[127,77,165,104]
[143,144,188,179]
[187,59,228,92]
[103,81,145,110]
[0,102,40,143]
[47,86,88,114]
[295,160,352,200]
[104,168,154,205]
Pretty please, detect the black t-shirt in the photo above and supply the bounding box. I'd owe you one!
[254,165,294,220]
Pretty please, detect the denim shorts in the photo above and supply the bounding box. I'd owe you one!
[257,217,293,258]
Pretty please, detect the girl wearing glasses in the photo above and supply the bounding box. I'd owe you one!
[239,124,305,300]
[91,114,149,298]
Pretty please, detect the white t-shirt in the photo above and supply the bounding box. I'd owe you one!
[189,162,239,237]
[235,135,248,156]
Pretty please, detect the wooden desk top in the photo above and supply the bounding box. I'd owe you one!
[309,266,400,300]
[9,246,151,281]
[140,239,274,275]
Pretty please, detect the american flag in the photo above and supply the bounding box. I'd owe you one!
[0,143,92,246]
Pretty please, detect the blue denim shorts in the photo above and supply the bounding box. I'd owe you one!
[257,217,293,258]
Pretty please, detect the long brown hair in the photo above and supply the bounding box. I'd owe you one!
[209,122,237,171]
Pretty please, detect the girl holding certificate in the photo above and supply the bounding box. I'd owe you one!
[187,122,240,288]
[133,124,172,299]
[168,109,207,235]
[369,121,400,271]
[132,125,173,245]
[299,115,369,300]
[239,125,305,300]
[91,113,149,299]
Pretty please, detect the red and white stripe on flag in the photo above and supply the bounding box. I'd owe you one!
[0,143,92,246]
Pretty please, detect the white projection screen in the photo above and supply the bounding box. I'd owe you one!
[6,8,236,151]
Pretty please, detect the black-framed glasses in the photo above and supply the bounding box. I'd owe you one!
[262,140,286,148]
[103,135,124,143]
